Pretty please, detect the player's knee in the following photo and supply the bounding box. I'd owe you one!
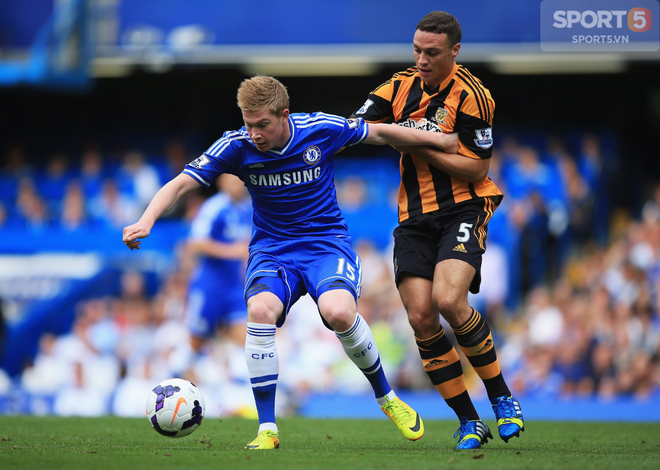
[407,307,439,335]
[433,291,467,324]
[318,289,356,331]
[322,307,355,331]
[247,297,280,324]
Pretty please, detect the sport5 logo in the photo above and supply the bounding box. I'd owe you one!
[552,8,652,32]
[629,7,653,31]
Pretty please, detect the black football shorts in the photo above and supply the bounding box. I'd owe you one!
[392,197,499,294]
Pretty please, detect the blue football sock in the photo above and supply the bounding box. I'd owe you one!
[245,322,278,425]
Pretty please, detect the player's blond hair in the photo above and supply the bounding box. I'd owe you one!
[237,75,289,116]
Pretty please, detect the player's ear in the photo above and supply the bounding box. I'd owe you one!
[452,42,461,58]
[281,109,290,121]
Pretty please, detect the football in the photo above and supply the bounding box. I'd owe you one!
[146,378,205,438]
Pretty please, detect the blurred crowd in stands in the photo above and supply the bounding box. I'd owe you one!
[0,132,659,417]
[0,140,201,232]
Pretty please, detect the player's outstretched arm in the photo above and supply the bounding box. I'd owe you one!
[364,123,458,153]
[364,123,488,182]
[185,239,250,261]
[122,173,200,250]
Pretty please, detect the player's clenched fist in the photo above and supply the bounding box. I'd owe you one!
[120,174,199,251]
[122,223,150,250]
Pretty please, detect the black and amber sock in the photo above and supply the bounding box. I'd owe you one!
[416,327,479,421]
[452,308,510,399]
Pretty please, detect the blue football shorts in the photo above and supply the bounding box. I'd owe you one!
[244,236,362,327]
[185,284,247,338]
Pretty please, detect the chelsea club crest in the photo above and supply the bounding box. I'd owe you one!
[303,146,321,165]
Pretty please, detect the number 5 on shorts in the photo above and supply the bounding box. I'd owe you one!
[457,223,473,243]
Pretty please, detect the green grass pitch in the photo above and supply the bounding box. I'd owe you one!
[1,416,659,470]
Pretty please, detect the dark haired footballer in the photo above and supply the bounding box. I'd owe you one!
[351,11,524,449]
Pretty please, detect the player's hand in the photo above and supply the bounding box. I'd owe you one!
[122,223,151,251]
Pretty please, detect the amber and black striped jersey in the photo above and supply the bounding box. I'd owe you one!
[351,63,503,222]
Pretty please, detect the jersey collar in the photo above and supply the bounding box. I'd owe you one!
[268,116,295,156]
[421,62,459,95]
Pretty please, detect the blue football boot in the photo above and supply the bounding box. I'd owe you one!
[454,417,493,449]
[491,395,524,443]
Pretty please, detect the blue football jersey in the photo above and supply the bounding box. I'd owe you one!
[183,112,369,248]
[188,192,253,289]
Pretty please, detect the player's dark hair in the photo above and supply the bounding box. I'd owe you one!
[237,75,289,116]
[416,11,462,46]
